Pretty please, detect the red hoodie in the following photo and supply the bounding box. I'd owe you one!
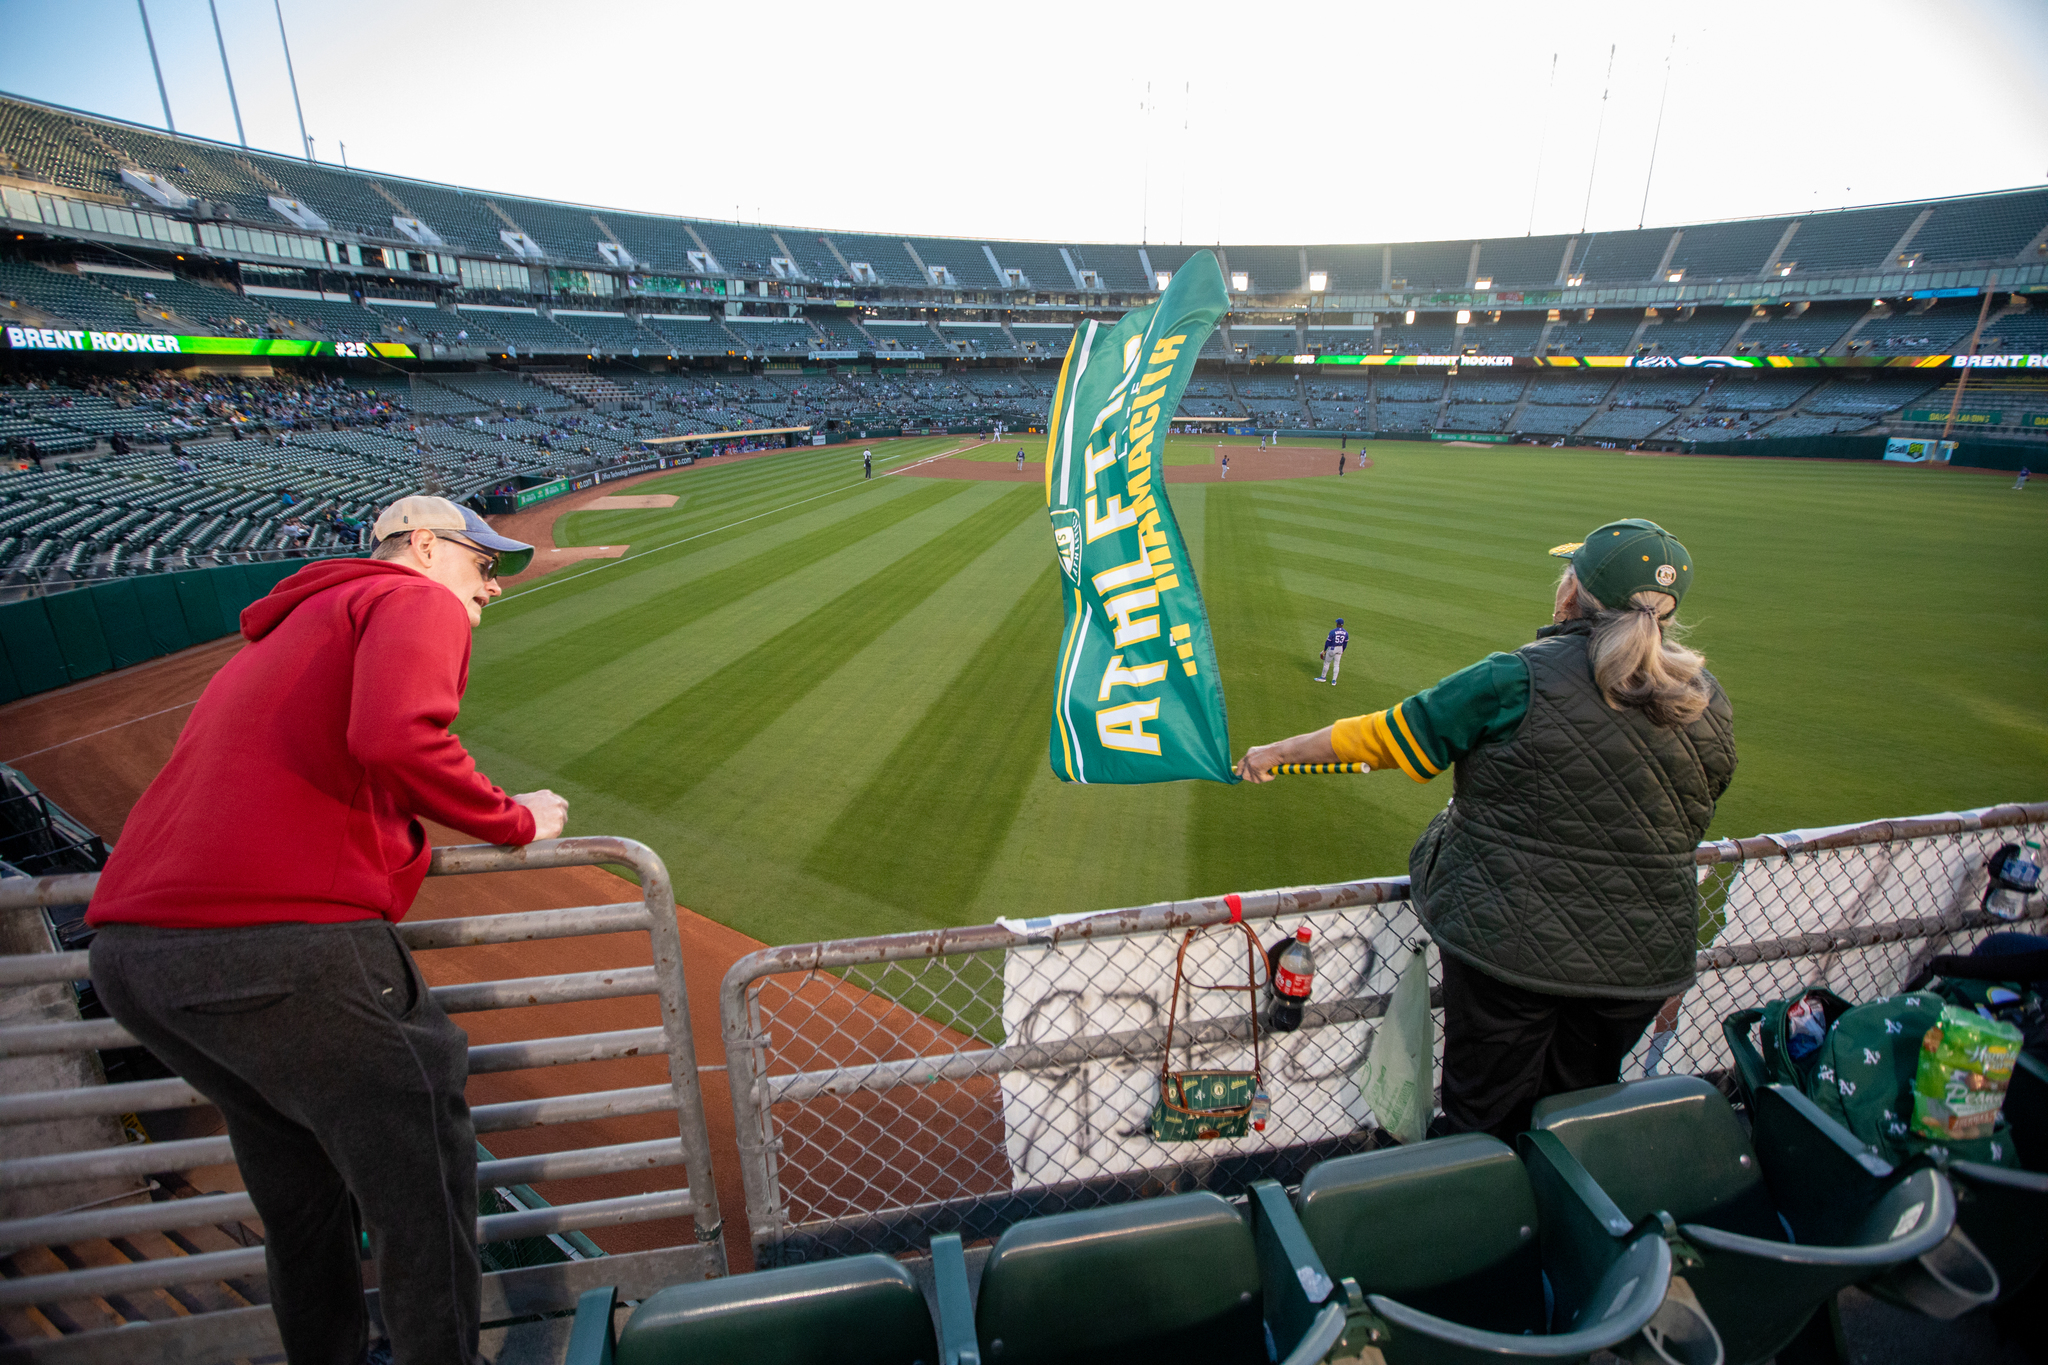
[88,559,536,929]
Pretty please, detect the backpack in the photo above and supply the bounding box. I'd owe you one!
[1727,988,2022,1170]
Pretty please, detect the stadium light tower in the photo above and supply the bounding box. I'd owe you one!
[275,0,314,162]
[208,0,248,147]
[136,1,175,133]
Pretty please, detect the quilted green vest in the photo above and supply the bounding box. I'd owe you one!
[1408,620,1736,999]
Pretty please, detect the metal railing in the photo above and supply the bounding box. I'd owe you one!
[0,836,724,1363]
[721,802,2048,1266]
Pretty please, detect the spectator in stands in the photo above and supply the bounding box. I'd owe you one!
[86,495,564,1365]
[1235,520,1734,1141]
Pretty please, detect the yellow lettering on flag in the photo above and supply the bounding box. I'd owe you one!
[1097,700,1163,755]
[1097,653,1170,701]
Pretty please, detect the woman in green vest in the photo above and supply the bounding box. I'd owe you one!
[1238,519,1736,1140]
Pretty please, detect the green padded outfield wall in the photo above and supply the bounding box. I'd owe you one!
[0,558,323,704]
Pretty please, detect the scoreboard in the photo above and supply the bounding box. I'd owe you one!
[2,327,415,358]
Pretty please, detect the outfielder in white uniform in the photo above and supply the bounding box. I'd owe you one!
[1318,619,1349,683]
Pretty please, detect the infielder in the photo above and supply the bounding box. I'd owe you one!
[1017,447,1026,471]
[1318,618,1349,683]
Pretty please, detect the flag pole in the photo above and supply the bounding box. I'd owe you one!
[1270,763,1370,775]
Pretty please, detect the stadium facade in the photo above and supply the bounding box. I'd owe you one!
[1,89,2045,595]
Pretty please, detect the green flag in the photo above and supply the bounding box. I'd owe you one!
[1044,251,1233,784]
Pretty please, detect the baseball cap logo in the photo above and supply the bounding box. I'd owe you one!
[1655,563,1677,587]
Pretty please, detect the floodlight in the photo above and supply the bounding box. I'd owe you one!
[1231,272,1249,291]
[1456,310,1471,325]
[1778,263,1796,277]
[1567,274,1585,287]
[1308,272,1327,291]
[1474,277,1492,290]
[1666,270,1684,283]
[1155,271,1171,289]
[1404,310,1416,324]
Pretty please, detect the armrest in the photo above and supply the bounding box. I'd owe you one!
[1722,1008,1771,1108]
[930,1232,981,1365]
[563,1284,617,1365]
[1518,1130,1635,1322]
[1751,1084,1893,1244]
[1246,1179,1335,1362]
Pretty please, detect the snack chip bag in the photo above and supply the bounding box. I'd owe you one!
[1911,1004,2022,1142]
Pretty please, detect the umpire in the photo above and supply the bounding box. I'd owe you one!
[87,496,568,1365]
[1238,519,1735,1139]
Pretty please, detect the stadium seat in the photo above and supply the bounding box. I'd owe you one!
[1723,1010,2048,1315]
[565,1255,939,1365]
[1528,1075,1954,1365]
[1294,1133,1673,1362]
[947,1186,1343,1365]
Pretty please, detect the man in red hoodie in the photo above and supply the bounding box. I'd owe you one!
[88,496,567,1365]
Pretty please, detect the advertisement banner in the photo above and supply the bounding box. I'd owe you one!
[1902,408,2001,425]
[513,478,569,507]
[1883,438,1955,463]
[1428,432,1513,443]
[2,326,413,359]
[1045,250,1234,785]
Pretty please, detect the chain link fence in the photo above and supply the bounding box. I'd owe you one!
[721,803,2047,1266]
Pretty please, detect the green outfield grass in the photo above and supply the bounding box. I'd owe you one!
[455,436,2048,949]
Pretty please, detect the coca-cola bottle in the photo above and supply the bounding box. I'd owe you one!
[1265,925,1315,1033]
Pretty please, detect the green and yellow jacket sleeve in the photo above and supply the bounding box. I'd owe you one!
[1330,652,1532,782]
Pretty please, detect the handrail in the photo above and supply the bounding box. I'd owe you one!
[0,835,726,1362]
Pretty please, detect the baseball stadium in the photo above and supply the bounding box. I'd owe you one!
[0,6,2045,1361]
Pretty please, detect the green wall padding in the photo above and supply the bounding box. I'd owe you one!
[0,599,68,695]
[130,573,195,655]
[86,579,159,671]
[0,631,21,704]
[171,569,233,641]
[42,588,114,683]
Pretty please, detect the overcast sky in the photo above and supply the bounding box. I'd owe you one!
[2,0,2045,249]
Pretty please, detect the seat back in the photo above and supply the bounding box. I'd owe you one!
[1531,1075,1781,1241]
[615,1255,936,1365]
[974,1191,1263,1365]
[1295,1134,1545,1335]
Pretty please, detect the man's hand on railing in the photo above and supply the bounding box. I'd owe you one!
[512,790,569,842]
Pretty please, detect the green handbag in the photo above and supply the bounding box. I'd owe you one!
[1149,922,1265,1142]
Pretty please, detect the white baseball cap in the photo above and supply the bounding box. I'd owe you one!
[371,495,534,576]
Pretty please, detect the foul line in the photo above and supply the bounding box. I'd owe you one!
[4,700,198,764]
[498,443,960,601]
[882,439,986,476]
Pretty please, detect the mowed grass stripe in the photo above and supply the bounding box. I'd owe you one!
[563,484,1043,812]
[800,564,1064,920]
[472,480,972,693]
[485,443,961,623]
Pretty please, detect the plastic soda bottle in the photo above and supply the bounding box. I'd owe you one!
[1250,1088,1270,1133]
[1265,925,1316,1033]
[1987,841,2042,921]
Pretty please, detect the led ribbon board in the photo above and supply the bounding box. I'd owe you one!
[3,327,415,358]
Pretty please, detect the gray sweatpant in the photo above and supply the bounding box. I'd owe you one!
[91,919,480,1365]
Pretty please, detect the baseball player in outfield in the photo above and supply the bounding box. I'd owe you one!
[1318,618,1349,683]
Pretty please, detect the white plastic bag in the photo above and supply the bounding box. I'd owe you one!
[1359,944,1434,1144]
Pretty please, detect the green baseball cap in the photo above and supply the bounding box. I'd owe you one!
[1547,518,1693,610]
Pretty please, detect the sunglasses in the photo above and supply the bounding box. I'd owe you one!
[434,533,499,581]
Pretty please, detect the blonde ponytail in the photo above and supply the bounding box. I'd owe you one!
[1562,571,1712,727]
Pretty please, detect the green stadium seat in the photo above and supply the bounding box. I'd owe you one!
[1529,1075,1953,1365]
[1723,1007,2048,1316]
[1296,1133,1672,1362]
[565,1255,939,1365]
[941,1186,1343,1365]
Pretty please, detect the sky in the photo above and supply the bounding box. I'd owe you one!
[1,0,2045,249]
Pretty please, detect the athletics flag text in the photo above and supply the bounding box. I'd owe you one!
[1045,251,1233,784]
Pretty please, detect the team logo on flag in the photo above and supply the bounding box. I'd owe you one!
[1050,506,1084,584]
[1042,251,1234,785]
